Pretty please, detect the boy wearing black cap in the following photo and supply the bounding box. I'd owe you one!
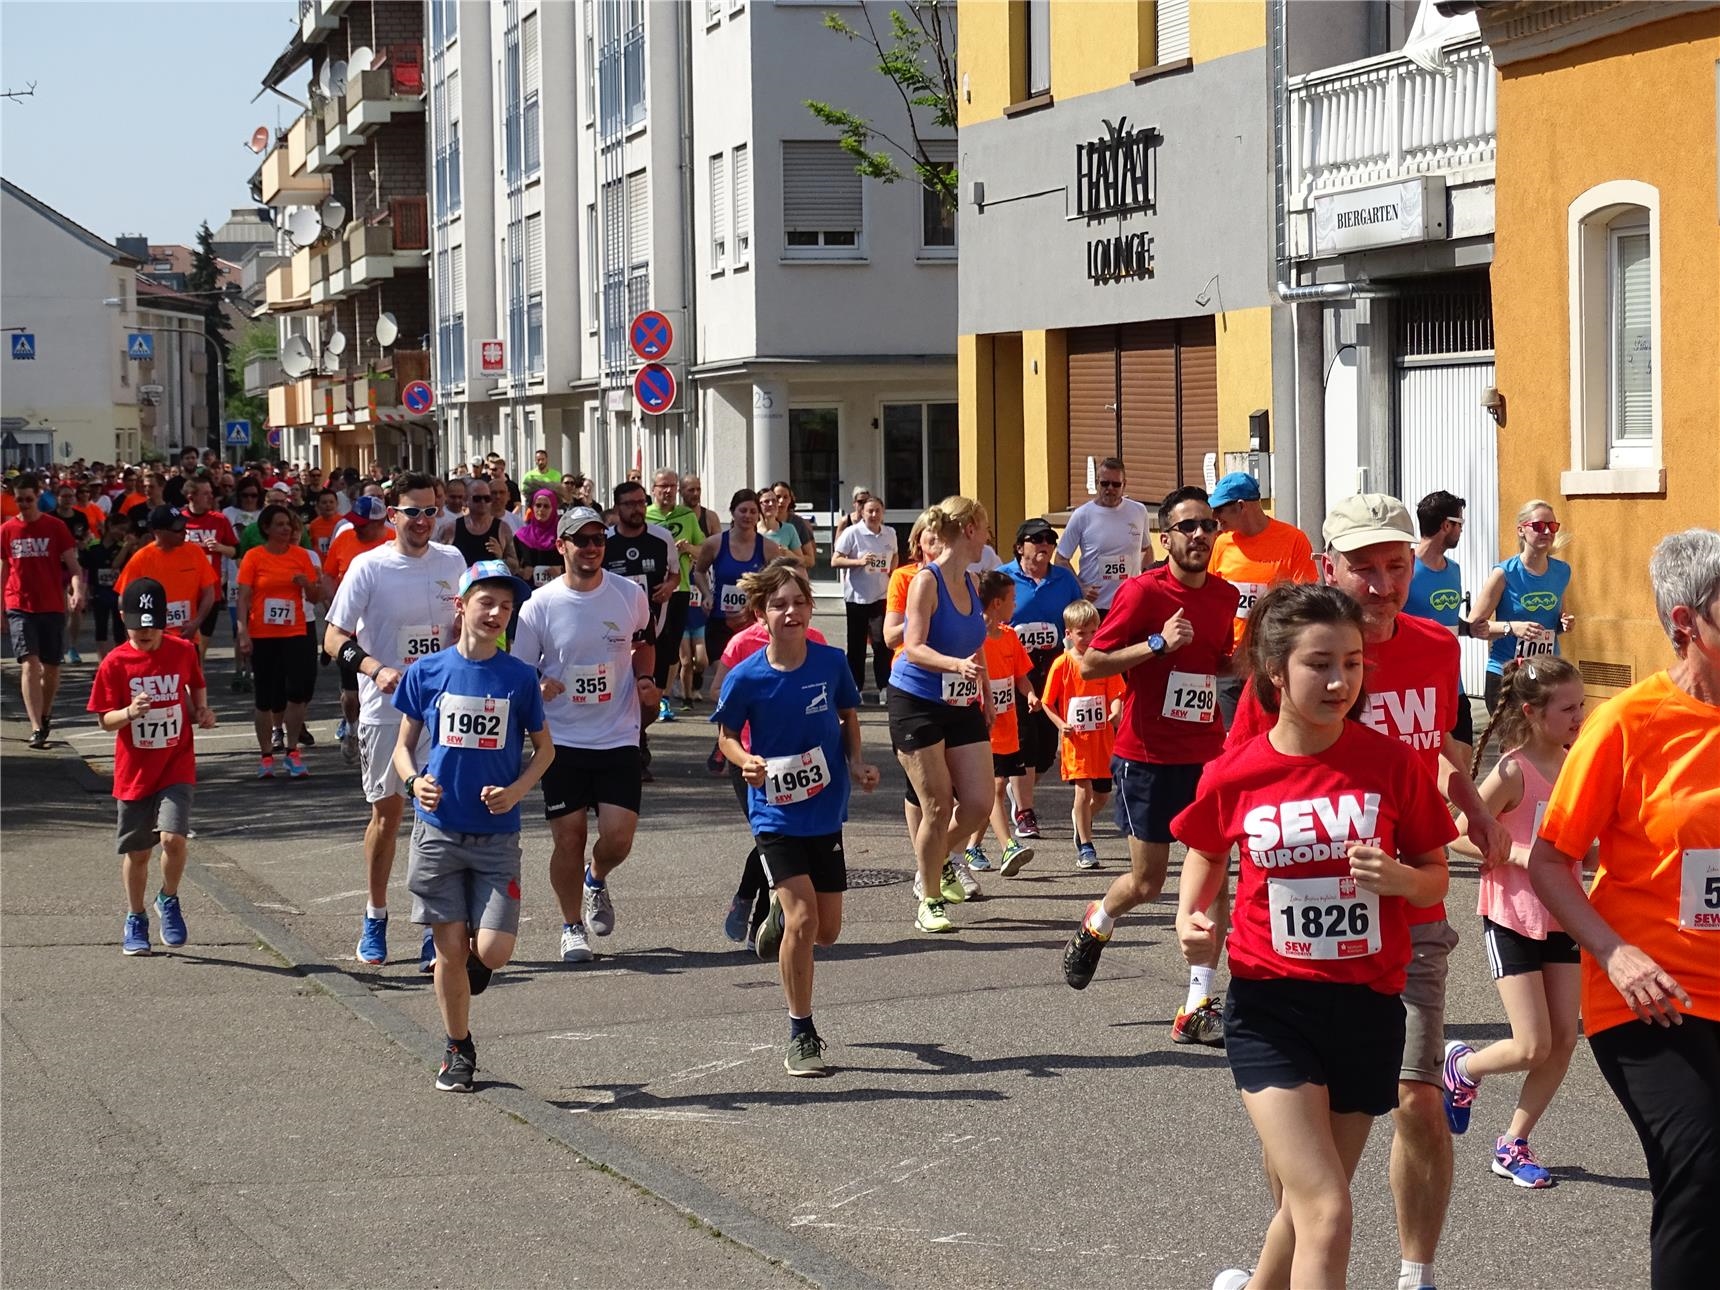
[87,577,217,955]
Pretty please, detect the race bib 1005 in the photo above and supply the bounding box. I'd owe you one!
[764,746,831,806]
[1162,670,1217,723]
[439,693,509,750]
[1267,875,1381,961]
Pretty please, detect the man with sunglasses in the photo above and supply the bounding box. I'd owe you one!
[1054,456,1153,617]
[606,480,677,739]
[325,473,468,971]
[1061,486,1239,1048]
[446,480,519,573]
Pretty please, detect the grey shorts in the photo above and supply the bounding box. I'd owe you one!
[116,783,194,855]
[360,720,429,804]
[407,819,523,935]
[1401,918,1459,1085]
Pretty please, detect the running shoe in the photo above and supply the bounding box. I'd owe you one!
[952,857,982,900]
[1492,1136,1553,1189]
[1212,1271,1253,1290]
[357,915,388,965]
[27,729,48,750]
[271,726,287,754]
[418,926,436,974]
[237,671,253,692]
[436,1038,477,1092]
[335,717,349,740]
[256,755,276,779]
[1013,807,1041,839]
[1442,1040,1478,1134]
[155,892,188,947]
[784,1031,830,1077]
[915,898,955,933]
[284,750,309,778]
[745,934,758,954]
[679,698,694,714]
[939,860,967,904]
[340,724,360,766]
[722,895,749,943]
[1063,904,1111,989]
[1076,842,1101,869]
[582,879,615,936]
[998,840,1036,877]
[658,697,676,723]
[466,956,493,996]
[964,845,993,872]
[561,922,593,962]
[122,912,151,956]
[64,647,83,665]
[1172,997,1226,1047]
[756,893,785,962]
[297,726,316,747]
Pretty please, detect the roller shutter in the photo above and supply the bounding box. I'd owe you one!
[1066,327,1118,510]
[1175,316,1219,491]
[1119,321,1178,504]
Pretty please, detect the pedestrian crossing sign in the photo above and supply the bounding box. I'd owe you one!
[127,333,154,360]
[10,333,35,360]
[224,419,252,446]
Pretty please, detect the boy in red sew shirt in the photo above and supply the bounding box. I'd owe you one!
[88,578,217,955]
[1042,599,1125,869]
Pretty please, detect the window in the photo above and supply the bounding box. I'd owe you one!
[450,249,466,383]
[883,402,959,512]
[623,0,646,128]
[1565,181,1662,493]
[709,152,728,271]
[448,119,462,214]
[436,246,452,386]
[782,141,864,257]
[706,0,722,24]
[587,202,599,331]
[1025,0,1051,97]
[920,140,956,254]
[583,1,595,120]
[732,144,751,265]
[522,11,541,175]
[788,408,840,513]
[526,214,544,375]
[1156,0,1190,65]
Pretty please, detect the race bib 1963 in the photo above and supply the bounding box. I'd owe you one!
[764,746,831,806]
[1268,875,1381,961]
[439,693,508,750]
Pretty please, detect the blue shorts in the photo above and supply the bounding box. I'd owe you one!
[1111,757,1203,844]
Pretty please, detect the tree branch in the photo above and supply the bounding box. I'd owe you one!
[1,80,38,103]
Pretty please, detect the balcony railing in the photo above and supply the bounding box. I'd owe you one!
[390,196,429,251]
[1287,39,1496,202]
[244,354,285,397]
[241,250,288,297]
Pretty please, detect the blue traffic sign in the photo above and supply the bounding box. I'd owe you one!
[224,419,252,446]
[127,333,154,360]
[629,310,673,361]
[402,380,435,414]
[10,333,36,360]
[633,362,677,414]
[267,427,282,448]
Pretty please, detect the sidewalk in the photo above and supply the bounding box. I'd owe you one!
[0,723,812,1289]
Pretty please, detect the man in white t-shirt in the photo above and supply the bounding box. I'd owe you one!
[324,472,468,972]
[830,494,898,697]
[511,506,658,965]
[1054,455,1152,614]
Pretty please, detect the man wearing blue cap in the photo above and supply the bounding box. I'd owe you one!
[1207,470,1316,727]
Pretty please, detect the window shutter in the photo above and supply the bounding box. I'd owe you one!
[1156,0,1190,64]
[732,143,751,257]
[1612,231,1652,441]
[526,214,544,294]
[437,248,451,316]
[1066,327,1118,510]
[1119,322,1179,504]
[451,246,465,313]
[627,171,649,264]
[522,13,540,94]
[782,141,862,234]
[709,152,728,262]
[1174,317,1219,488]
[447,68,459,123]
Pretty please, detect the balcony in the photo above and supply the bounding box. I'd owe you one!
[310,238,348,303]
[258,117,331,206]
[351,373,399,422]
[323,94,353,159]
[264,253,311,313]
[244,354,285,397]
[345,64,425,141]
[1287,38,1496,249]
[300,0,349,44]
[346,198,430,290]
[241,249,288,301]
[270,376,314,428]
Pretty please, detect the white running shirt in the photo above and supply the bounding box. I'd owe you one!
[512,572,651,750]
[835,523,898,604]
[327,540,468,726]
[1056,498,1149,610]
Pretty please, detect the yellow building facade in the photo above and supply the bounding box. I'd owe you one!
[1481,4,1720,694]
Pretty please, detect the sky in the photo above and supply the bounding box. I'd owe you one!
[1,0,298,246]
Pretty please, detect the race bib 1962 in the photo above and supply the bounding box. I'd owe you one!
[439,693,508,750]
[1162,670,1217,723]
[764,746,831,806]
[1268,875,1381,961]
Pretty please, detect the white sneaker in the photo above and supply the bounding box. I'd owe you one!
[912,871,925,900]
[1212,1270,1252,1290]
[952,857,981,900]
[582,881,615,936]
[560,923,593,963]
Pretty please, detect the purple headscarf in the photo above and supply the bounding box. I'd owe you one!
[514,488,561,551]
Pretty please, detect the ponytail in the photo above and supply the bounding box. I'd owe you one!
[1471,655,1582,778]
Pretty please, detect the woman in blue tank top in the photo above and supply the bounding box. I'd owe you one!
[1470,499,1575,712]
[888,496,996,935]
[693,489,789,664]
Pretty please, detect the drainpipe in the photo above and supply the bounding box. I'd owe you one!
[676,0,700,477]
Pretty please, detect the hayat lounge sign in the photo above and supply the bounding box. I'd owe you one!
[1077,117,1161,285]
[1313,176,1447,254]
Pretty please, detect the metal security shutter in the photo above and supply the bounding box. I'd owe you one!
[525,214,544,293]
[1613,231,1652,440]
[1156,0,1190,63]
[709,152,728,264]
[782,141,862,235]
[1119,322,1179,504]
[1176,316,1219,491]
[522,12,540,94]
[1067,327,1118,510]
[732,143,751,260]
[451,245,465,312]
[447,68,459,122]
[626,171,649,264]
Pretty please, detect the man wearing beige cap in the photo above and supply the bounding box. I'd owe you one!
[1228,492,1512,1290]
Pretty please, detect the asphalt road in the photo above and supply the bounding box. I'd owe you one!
[2,605,1658,1289]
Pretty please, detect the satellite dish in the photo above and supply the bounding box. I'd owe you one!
[248,125,270,154]
[330,61,348,95]
[286,206,322,247]
[316,62,332,98]
[375,312,399,348]
[280,337,313,379]
[326,329,348,357]
[319,197,346,230]
[349,45,374,75]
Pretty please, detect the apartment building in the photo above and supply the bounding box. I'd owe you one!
[427,0,958,529]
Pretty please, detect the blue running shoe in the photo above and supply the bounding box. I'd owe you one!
[122,912,151,956]
[155,892,187,947]
[419,926,437,973]
[1492,1136,1552,1189]
[1442,1040,1477,1134]
[1076,842,1101,870]
[284,750,309,779]
[357,914,388,965]
[964,845,993,872]
[722,895,749,943]
[658,697,676,723]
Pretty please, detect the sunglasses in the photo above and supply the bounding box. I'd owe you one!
[564,531,607,548]
[1024,533,1056,545]
[1522,520,1561,535]
[468,494,492,502]
[1167,518,1220,536]
[1097,480,1124,490]
[393,505,441,519]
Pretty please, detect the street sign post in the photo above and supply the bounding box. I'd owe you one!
[629,311,673,361]
[402,380,435,415]
[267,427,283,448]
[127,333,154,361]
[224,419,252,447]
[479,339,505,376]
[633,363,677,414]
[9,334,35,360]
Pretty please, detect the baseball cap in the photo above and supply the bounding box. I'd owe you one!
[557,505,606,538]
[458,559,532,602]
[1015,517,1058,545]
[347,495,387,523]
[1323,493,1416,553]
[1209,472,1262,509]
[121,577,169,629]
[146,504,185,531]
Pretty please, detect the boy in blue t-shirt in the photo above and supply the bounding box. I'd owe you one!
[713,561,880,1077]
[392,559,553,1093]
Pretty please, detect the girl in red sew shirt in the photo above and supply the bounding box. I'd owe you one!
[1173,584,1454,1290]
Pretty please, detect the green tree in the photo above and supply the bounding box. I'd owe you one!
[806,1,958,206]
[224,319,276,435]
[186,220,232,452]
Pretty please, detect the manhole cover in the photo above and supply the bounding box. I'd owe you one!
[848,867,912,889]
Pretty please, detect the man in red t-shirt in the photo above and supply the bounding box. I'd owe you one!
[1061,485,1240,1045]
[1,471,87,748]
[88,576,216,956]
[180,476,239,662]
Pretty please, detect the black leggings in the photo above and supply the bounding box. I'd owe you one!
[92,595,120,643]
[654,591,690,690]
[844,599,888,692]
[1590,1015,1720,1288]
[728,762,771,933]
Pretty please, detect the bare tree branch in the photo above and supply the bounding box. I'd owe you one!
[1,79,39,103]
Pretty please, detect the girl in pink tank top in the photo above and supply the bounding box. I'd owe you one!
[1446,657,1590,1188]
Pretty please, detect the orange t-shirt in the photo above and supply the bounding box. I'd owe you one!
[981,626,1034,757]
[307,514,342,559]
[239,544,317,638]
[115,541,219,632]
[1210,517,1318,647]
[886,561,921,662]
[1042,650,1125,782]
[0,492,18,521]
[322,527,391,587]
[77,503,106,533]
[118,492,149,518]
[1538,671,1720,1035]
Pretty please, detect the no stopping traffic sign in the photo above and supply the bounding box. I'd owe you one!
[633,363,677,414]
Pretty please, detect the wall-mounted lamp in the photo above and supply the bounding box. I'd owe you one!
[1480,385,1507,427]
[971,179,985,212]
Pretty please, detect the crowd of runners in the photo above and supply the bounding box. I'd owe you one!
[4,448,1716,1289]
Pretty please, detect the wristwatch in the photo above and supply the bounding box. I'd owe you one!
[1148,633,1167,656]
[403,774,419,799]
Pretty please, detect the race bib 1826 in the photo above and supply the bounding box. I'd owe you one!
[1267,875,1381,961]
